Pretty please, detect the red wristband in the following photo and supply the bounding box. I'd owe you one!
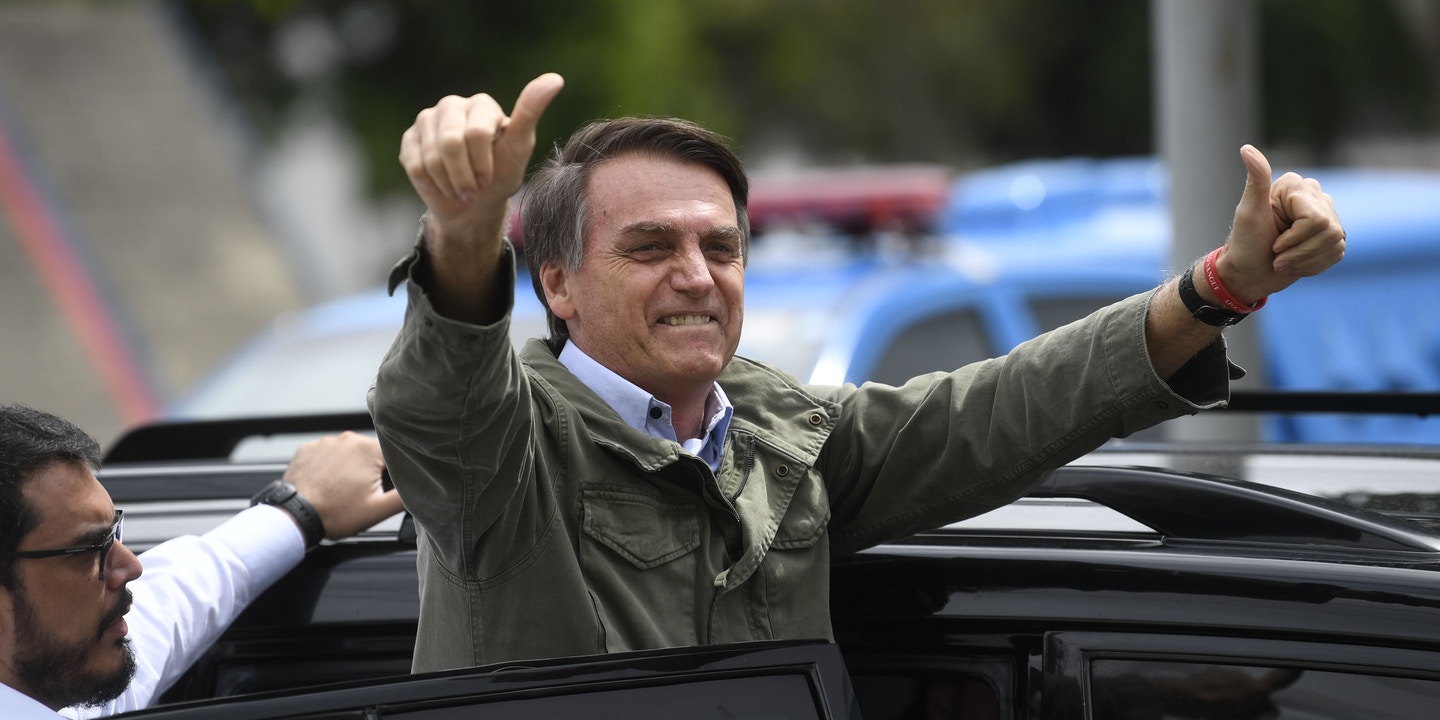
[1202,247,1267,314]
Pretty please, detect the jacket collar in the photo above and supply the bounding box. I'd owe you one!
[519,340,839,472]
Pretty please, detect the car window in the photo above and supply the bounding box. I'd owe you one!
[394,674,827,719]
[851,671,1001,720]
[1029,295,1130,334]
[1048,633,1440,720]
[1089,659,1440,720]
[140,642,858,719]
[869,308,992,386]
[845,654,1014,720]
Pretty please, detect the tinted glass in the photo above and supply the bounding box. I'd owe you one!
[851,672,1000,720]
[871,309,991,386]
[396,674,824,720]
[1090,659,1440,720]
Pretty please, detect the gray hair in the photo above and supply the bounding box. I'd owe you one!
[519,116,751,354]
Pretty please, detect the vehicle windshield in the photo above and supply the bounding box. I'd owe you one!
[734,305,836,381]
[171,316,551,419]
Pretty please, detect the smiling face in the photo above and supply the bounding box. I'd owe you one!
[541,153,745,407]
[0,461,142,710]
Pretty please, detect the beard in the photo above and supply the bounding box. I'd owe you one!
[11,586,137,710]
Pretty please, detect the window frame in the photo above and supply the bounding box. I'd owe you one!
[1044,631,1440,720]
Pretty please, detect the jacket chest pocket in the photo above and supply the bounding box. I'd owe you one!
[581,489,701,569]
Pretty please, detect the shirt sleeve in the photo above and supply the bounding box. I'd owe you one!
[60,505,305,718]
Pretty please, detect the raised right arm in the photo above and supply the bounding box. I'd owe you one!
[397,73,564,323]
[371,74,566,587]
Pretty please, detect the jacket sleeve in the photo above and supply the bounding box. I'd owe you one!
[815,289,1236,554]
[368,241,548,579]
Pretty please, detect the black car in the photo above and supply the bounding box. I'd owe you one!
[104,393,1440,719]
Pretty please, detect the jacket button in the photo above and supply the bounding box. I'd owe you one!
[776,464,790,477]
[808,412,824,426]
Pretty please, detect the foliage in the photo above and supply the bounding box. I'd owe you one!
[172,0,1440,199]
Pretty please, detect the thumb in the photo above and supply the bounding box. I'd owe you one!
[1236,144,1273,218]
[505,72,565,139]
[375,487,406,518]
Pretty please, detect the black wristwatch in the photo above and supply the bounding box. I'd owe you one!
[1177,264,1249,326]
[251,480,326,549]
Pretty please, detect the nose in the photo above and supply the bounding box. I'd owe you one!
[104,541,143,589]
[669,241,715,295]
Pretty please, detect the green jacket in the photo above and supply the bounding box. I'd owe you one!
[370,247,1232,672]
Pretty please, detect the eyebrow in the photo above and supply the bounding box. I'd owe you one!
[618,221,743,241]
[68,510,120,547]
[701,225,745,242]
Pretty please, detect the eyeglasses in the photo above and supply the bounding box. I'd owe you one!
[1,509,124,581]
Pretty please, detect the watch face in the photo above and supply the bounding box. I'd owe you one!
[257,480,297,505]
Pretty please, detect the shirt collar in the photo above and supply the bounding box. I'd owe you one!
[0,681,63,719]
[558,342,733,470]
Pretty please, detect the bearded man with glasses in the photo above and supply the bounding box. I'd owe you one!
[0,405,405,718]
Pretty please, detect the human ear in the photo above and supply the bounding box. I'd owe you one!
[540,262,576,321]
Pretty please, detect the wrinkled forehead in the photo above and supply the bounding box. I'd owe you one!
[591,148,740,196]
[585,155,739,226]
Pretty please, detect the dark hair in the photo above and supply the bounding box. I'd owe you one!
[520,116,751,354]
[0,405,102,588]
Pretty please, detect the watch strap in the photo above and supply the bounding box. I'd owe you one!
[1178,264,1248,326]
[251,480,326,549]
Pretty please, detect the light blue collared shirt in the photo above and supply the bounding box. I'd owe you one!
[558,342,733,472]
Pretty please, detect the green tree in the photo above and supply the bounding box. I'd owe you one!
[174,0,1440,198]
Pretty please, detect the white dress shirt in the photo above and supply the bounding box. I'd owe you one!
[0,682,59,720]
[0,504,304,719]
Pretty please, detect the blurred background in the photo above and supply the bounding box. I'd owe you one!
[2,0,1439,446]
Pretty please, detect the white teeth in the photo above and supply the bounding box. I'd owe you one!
[662,315,710,326]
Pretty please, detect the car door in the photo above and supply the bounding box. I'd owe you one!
[115,640,860,720]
